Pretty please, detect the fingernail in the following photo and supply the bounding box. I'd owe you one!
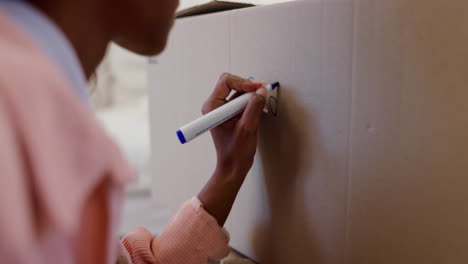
[256,87,266,97]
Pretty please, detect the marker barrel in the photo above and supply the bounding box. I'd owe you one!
[177,82,279,144]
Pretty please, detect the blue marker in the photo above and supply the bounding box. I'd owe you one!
[177,82,279,144]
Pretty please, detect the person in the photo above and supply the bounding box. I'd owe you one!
[0,0,267,263]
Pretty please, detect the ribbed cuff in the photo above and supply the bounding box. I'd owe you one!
[121,227,156,264]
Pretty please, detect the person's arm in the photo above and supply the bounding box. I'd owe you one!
[197,73,266,226]
[121,73,266,264]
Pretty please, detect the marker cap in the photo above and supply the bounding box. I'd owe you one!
[176,130,186,144]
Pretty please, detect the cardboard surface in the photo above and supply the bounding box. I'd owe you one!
[348,1,468,263]
[149,1,468,263]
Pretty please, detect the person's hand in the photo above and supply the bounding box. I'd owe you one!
[202,73,267,178]
[198,73,266,226]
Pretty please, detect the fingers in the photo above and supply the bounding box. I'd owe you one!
[227,91,243,101]
[238,87,267,134]
[212,73,262,101]
[203,73,262,114]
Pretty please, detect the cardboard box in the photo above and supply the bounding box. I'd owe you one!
[149,1,468,262]
[176,0,254,18]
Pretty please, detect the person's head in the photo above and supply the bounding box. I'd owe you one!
[111,0,179,55]
[30,0,179,56]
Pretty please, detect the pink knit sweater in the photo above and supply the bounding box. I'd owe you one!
[0,9,229,264]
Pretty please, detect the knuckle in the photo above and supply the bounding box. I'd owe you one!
[219,72,230,82]
[216,72,230,88]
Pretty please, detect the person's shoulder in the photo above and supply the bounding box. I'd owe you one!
[0,34,61,92]
[0,9,67,98]
[0,13,87,144]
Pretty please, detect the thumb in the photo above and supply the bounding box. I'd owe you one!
[239,88,267,133]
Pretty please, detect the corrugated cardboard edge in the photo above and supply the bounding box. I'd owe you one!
[176,1,254,18]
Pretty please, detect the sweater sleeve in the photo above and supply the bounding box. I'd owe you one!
[120,197,230,264]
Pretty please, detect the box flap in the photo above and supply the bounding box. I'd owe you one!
[176,0,254,18]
